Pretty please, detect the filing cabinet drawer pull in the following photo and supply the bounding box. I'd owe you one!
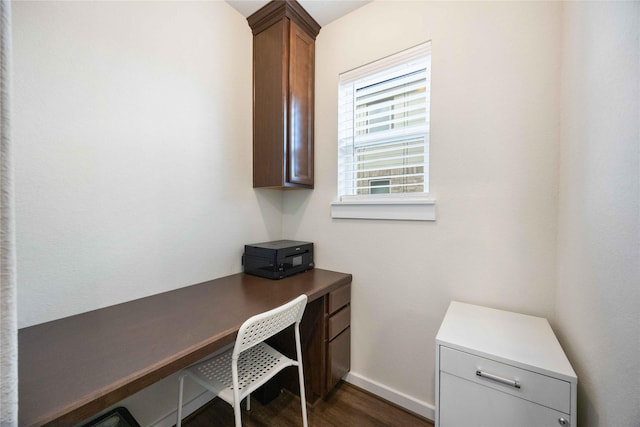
[476,370,521,389]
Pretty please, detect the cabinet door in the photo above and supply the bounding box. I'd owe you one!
[327,327,350,392]
[440,372,572,427]
[252,20,287,188]
[287,20,314,186]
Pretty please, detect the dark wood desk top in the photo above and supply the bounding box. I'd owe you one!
[18,269,352,427]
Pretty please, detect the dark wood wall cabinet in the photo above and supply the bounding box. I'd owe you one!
[248,0,320,189]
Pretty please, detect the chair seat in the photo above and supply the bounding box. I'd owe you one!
[177,294,308,427]
[184,342,296,405]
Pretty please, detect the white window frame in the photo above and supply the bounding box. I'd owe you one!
[331,42,436,221]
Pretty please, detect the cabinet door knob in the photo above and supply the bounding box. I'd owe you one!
[558,418,569,426]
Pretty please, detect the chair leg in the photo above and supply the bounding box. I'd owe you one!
[295,326,308,427]
[297,362,308,427]
[177,374,185,427]
[246,394,251,411]
[234,401,243,427]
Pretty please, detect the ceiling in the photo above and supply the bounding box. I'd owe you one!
[226,0,371,27]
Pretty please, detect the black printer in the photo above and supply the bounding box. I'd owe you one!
[242,240,314,279]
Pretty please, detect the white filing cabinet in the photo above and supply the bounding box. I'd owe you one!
[435,302,577,427]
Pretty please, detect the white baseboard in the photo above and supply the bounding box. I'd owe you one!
[344,372,435,422]
[151,390,215,427]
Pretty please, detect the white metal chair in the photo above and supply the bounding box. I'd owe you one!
[176,294,308,427]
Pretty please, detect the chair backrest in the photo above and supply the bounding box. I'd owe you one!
[233,294,308,358]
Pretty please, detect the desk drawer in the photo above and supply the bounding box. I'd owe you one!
[328,305,350,341]
[440,346,571,414]
[328,284,350,315]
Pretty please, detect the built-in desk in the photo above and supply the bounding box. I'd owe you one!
[18,269,352,426]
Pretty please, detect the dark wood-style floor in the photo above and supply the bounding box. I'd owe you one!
[182,381,434,427]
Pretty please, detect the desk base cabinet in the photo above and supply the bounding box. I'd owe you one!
[271,282,351,403]
[326,285,351,392]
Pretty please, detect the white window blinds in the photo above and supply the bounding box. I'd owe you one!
[338,42,431,199]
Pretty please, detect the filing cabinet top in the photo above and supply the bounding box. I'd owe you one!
[436,301,577,382]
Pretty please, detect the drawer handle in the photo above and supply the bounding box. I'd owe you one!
[476,370,521,389]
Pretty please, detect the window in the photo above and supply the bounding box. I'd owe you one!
[332,42,436,221]
[370,179,391,194]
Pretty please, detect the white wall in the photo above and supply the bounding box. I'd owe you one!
[13,1,282,329]
[556,2,640,426]
[13,2,283,423]
[284,1,562,416]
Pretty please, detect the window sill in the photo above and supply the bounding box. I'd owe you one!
[330,197,436,221]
